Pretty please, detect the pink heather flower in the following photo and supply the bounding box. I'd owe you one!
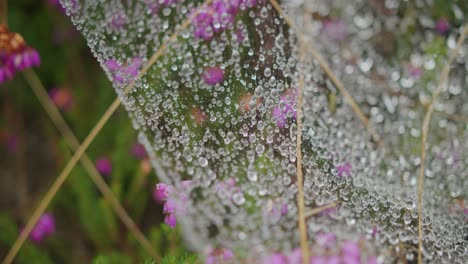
[105,57,142,84]
[131,142,147,160]
[322,19,347,42]
[435,17,450,34]
[367,256,378,264]
[408,64,423,79]
[192,0,264,40]
[341,241,361,260]
[110,11,128,30]
[193,7,216,40]
[287,248,302,264]
[205,248,234,264]
[164,213,177,228]
[12,47,41,71]
[29,213,55,243]
[95,157,112,176]
[316,232,337,248]
[202,66,225,85]
[336,162,352,178]
[163,198,175,214]
[0,25,40,84]
[49,87,74,111]
[161,180,192,228]
[153,183,170,203]
[262,253,288,264]
[272,89,297,128]
[310,255,327,264]
[0,48,40,83]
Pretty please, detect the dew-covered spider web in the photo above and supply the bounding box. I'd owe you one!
[61,0,466,262]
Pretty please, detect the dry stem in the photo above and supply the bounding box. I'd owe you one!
[416,24,468,264]
[1,1,212,263]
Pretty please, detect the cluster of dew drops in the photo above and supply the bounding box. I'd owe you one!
[61,0,466,262]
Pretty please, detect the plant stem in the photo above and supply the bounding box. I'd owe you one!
[416,24,468,264]
[2,1,213,263]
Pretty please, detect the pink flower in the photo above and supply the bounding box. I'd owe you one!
[262,253,288,264]
[322,19,347,42]
[205,248,234,264]
[202,66,225,85]
[272,89,297,128]
[341,241,361,260]
[0,25,41,83]
[435,17,450,34]
[164,213,176,228]
[161,180,192,228]
[153,183,170,203]
[29,213,55,243]
[95,157,112,176]
[131,142,147,160]
[49,87,74,111]
[315,232,336,248]
[408,64,423,79]
[105,57,142,84]
[336,162,352,178]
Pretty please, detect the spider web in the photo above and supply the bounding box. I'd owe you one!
[61,0,467,262]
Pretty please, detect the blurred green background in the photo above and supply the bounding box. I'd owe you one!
[0,1,196,263]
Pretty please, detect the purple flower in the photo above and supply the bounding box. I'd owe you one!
[29,213,55,243]
[272,89,297,128]
[435,17,450,34]
[153,183,170,203]
[262,253,288,264]
[310,255,327,264]
[322,19,347,42]
[336,162,352,178]
[49,87,74,111]
[0,27,41,82]
[193,7,216,40]
[105,57,142,84]
[12,47,41,71]
[164,213,177,228]
[95,157,112,176]
[131,142,147,160]
[315,232,336,248]
[191,0,264,40]
[110,11,128,30]
[202,66,225,85]
[408,64,423,79]
[367,256,378,264]
[205,248,234,264]
[287,248,302,264]
[341,241,361,260]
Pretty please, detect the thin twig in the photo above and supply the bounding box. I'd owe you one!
[294,40,310,264]
[416,24,468,264]
[268,0,383,147]
[22,70,161,261]
[304,201,340,218]
[1,1,212,262]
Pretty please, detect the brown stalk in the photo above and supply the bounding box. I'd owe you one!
[22,69,160,261]
[268,0,383,147]
[416,24,468,264]
[1,1,213,263]
[304,201,340,218]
